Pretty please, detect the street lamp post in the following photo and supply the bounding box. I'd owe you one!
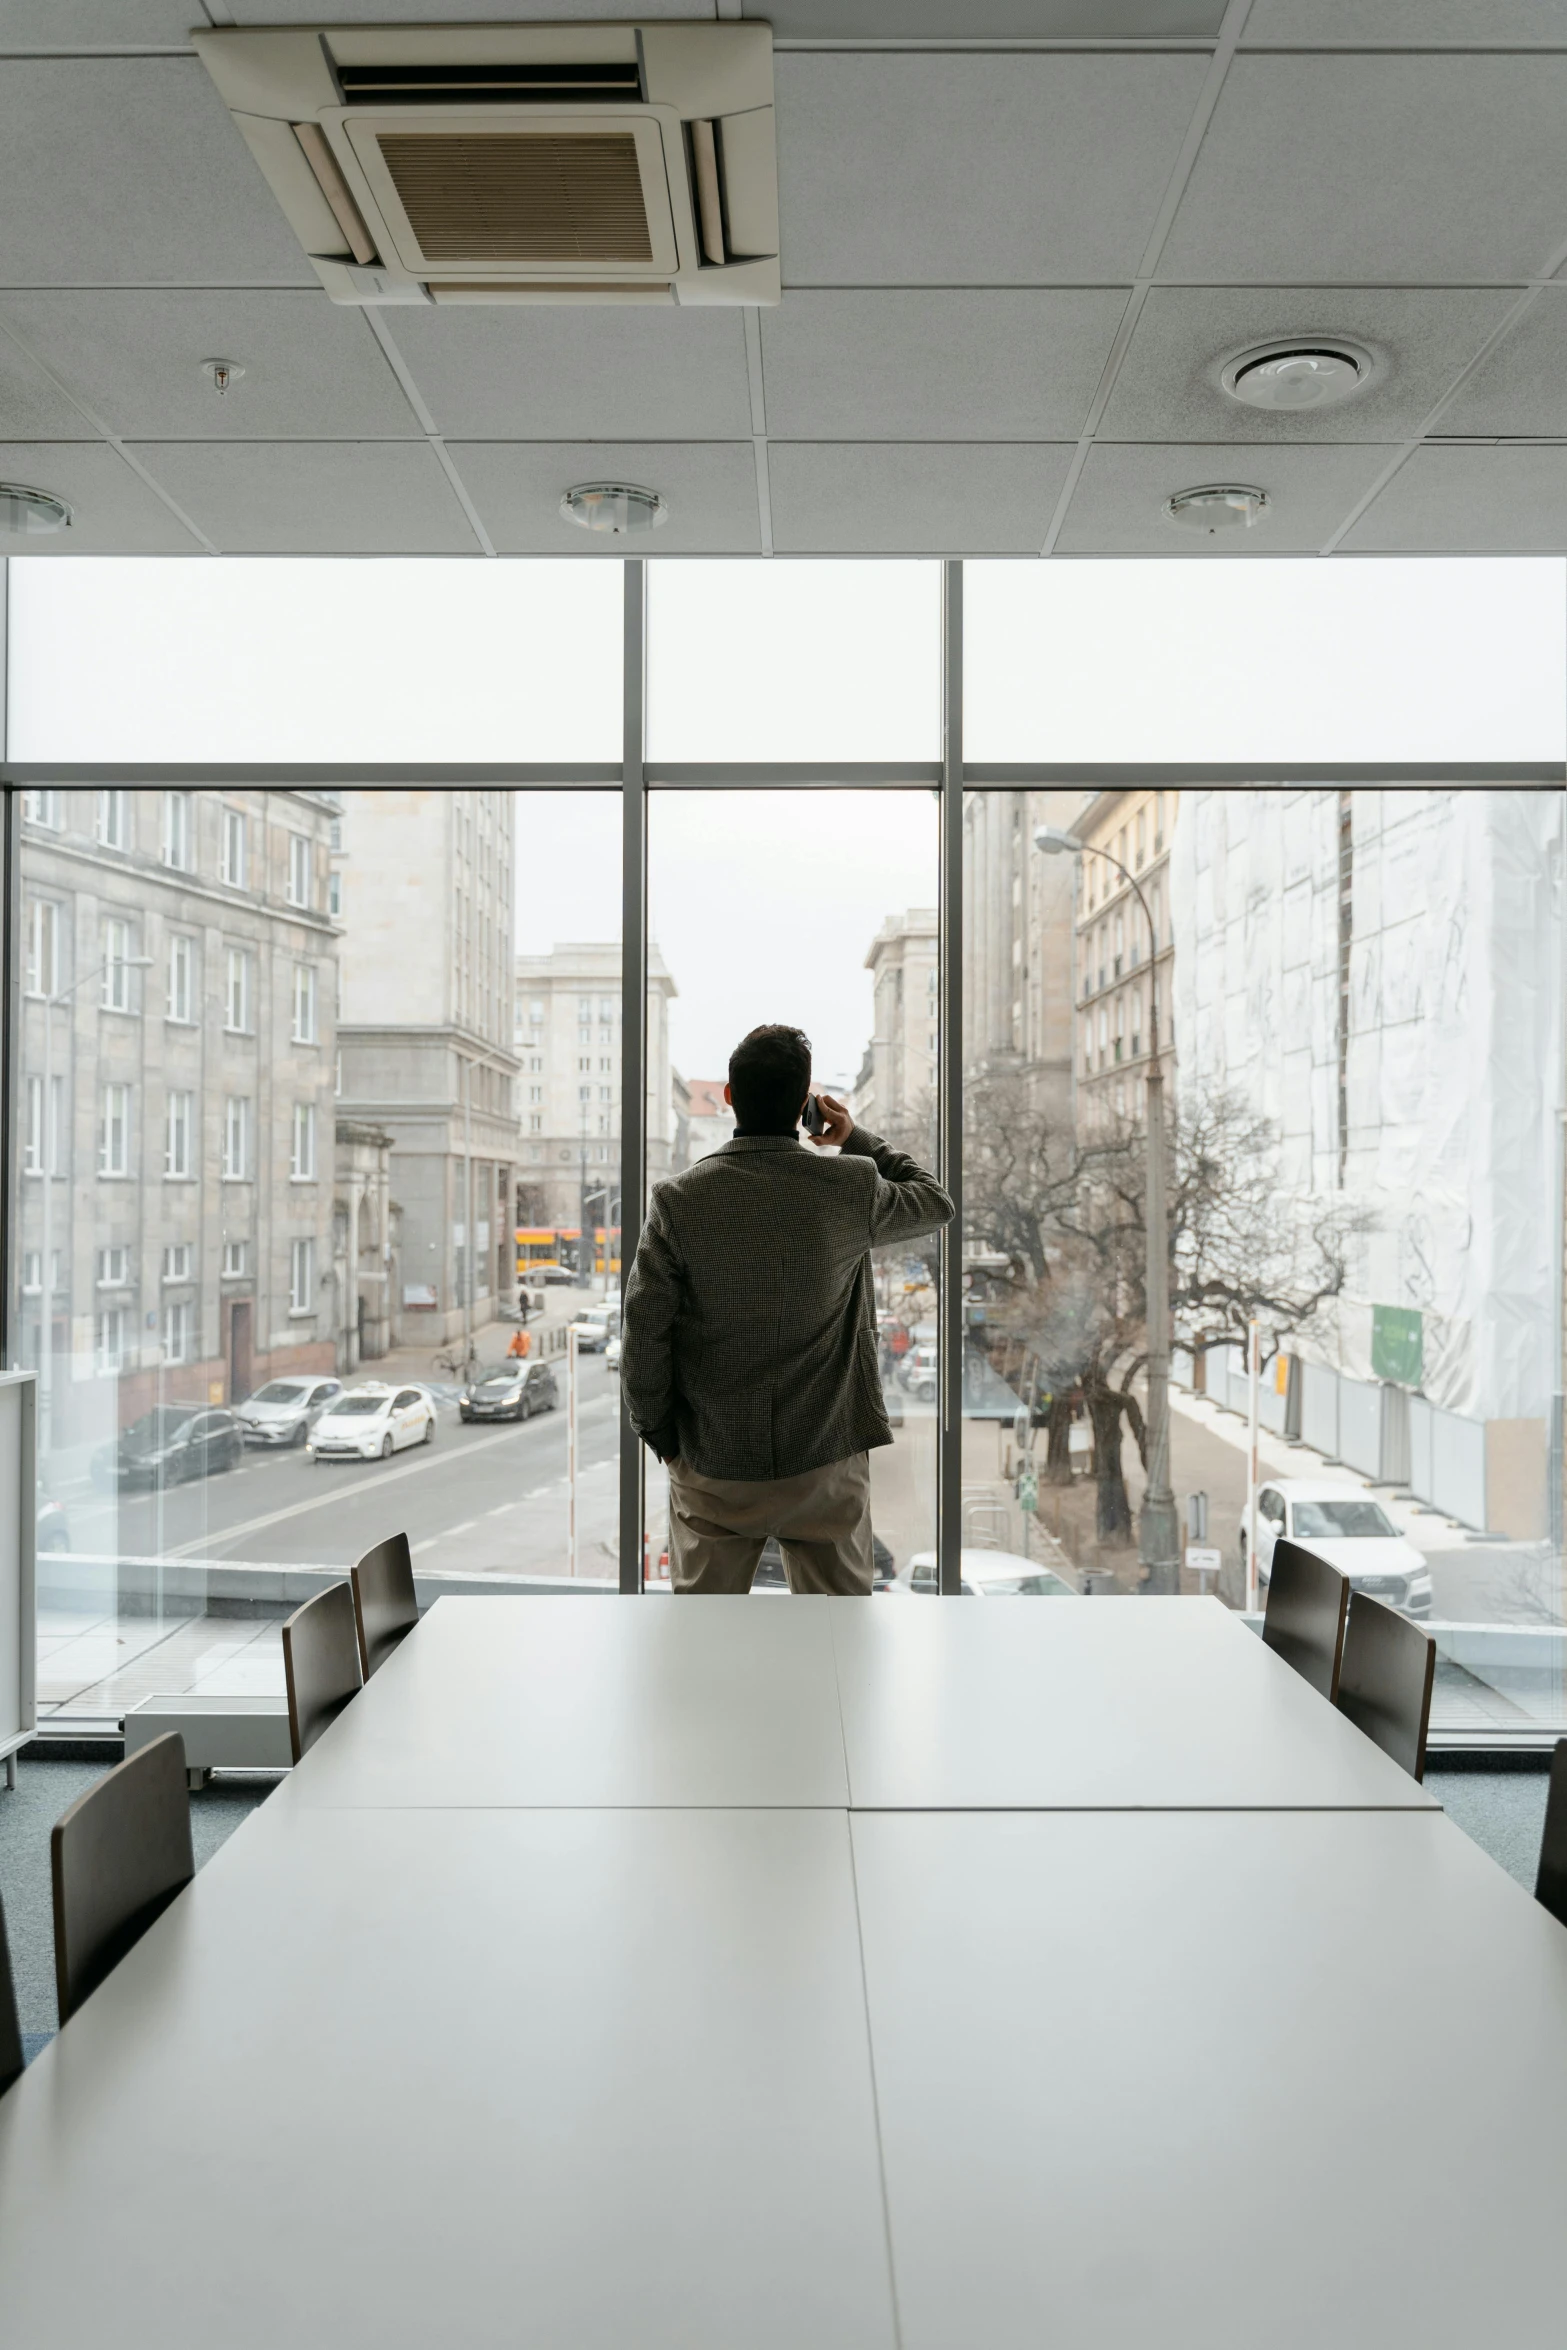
[1035,826,1181,1591]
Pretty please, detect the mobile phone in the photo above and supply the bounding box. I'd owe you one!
[802,1092,827,1137]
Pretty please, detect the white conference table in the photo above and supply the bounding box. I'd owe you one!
[275,1592,1436,1813]
[2,1594,1553,2347]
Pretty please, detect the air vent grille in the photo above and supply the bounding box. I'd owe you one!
[338,60,641,106]
[377,131,652,263]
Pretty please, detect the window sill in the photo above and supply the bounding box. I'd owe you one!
[289,1175,318,1185]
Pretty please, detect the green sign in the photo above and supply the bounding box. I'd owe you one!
[1371,1304,1423,1387]
[1018,1469,1038,1515]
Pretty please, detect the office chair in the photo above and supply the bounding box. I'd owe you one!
[0,1889,23,2094]
[351,1531,419,1680]
[282,1581,364,1762]
[1261,1539,1349,1701]
[51,1733,195,2024]
[1335,1590,1436,1781]
[1535,1740,1567,1932]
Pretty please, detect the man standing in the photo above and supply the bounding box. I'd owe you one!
[622,1023,952,1594]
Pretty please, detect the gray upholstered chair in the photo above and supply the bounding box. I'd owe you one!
[282,1582,363,1763]
[1535,1740,1567,1932]
[1335,1590,1436,1781]
[1261,1539,1349,1701]
[351,1532,419,1680]
[51,1733,195,2024]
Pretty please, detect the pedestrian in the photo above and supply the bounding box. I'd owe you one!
[508,1326,531,1360]
[622,1022,952,1594]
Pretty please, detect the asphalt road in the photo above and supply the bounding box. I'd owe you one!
[57,1367,625,1582]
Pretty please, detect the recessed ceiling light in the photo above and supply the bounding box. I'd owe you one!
[1164,484,1268,536]
[1223,342,1370,412]
[560,482,669,537]
[0,483,71,537]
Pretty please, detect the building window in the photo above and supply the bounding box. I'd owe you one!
[221,1240,250,1278]
[162,1243,192,1283]
[224,947,252,1033]
[162,1301,193,1366]
[528,1114,543,1133]
[166,933,195,1024]
[221,1094,252,1181]
[599,1057,611,1073]
[165,1090,194,1180]
[529,1055,543,1073]
[292,963,318,1044]
[101,918,135,1012]
[578,1085,590,1103]
[23,788,61,829]
[1152,880,1164,950]
[528,1086,542,1104]
[99,1084,131,1177]
[287,833,311,908]
[163,791,193,872]
[94,1308,126,1374]
[291,1102,316,1181]
[97,788,130,851]
[1154,791,1166,851]
[1135,808,1147,868]
[327,871,342,917]
[24,899,59,999]
[529,1000,545,1024]
[96,1246,130,1287]
[220,806,247,888]
[598,1086,611,1102]
[290,1237,314,1314]
[578,1057,591,1073]
[329,815,343,851]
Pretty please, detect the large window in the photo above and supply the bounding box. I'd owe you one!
[3,558,1563,1743]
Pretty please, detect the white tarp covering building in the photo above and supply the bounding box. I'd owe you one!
[1170,787,1564,1541]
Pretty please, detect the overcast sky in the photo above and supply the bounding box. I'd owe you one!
[12,551,1564,1080]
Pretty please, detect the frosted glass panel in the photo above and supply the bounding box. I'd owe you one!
[7,560,622,762]
[965,559,1567,764]
[647,560,940,761]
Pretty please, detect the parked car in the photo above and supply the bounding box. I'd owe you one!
[895,1548,1079,1598]
[235,1375,343,1448]
[752,1533,897,1592]
[94,1406,244,1490]
[898,1344,939,1400]
[525,1261,577,1285]
[459,1361,558,1422]
[605,1333,622,1372]
[569,1305,620,1353]
[309,1383,436,1463]
[1243,1479,1433,1618]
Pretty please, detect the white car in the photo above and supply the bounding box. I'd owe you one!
[308,1382,436,1463]
[896,1548,1079,1598]
[1245,1479,1432,1618]
[570,1306,620,1353]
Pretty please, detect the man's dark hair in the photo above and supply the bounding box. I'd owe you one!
[729,1024,812,1134]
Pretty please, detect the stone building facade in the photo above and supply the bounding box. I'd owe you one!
[962,788,1086,1120]
[1069,785,1178,1134]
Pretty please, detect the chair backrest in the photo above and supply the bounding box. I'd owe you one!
[1336,1590,1436,1781]
[50,1733,195,2025]
[1262,1539,1349,1701]
[351,1531,418,1681]
[1535,1740,1567,1931]
[0,1889,23,2096]
[282,1582,363,1764]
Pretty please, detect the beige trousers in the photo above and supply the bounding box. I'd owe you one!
[667,1452,874,1595]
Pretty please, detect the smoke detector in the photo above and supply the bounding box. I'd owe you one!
[1222,342,1370,412]
[0,484,71,536]
[194,22,779,308]
[561,482,668,536]
[1164,484,1268,535]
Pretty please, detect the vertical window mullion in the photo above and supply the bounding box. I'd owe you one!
[938,559,964,1597]
[619,557,647,1595]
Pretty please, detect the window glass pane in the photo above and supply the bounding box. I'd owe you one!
[643,789,940,1591]
[7,561,622,762]
[647,561,941,761]
[12,785,620,1723]
[965,560,1567,763]
[961,783,1566,1738]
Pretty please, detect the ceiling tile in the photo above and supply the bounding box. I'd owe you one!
[757,2,1223,29]
[0,329,100,439]
[0,3,196,43]
[1243,1,1567,42]
[381,306,752,440]
[1056,441,1394,553]
[1435,293,1567,437]
[1099,286,1517,444]
[0,442,197,553]
[0,292,421,441]
[1342,444,1567,552]
[127,442,479,553]
[449,441,761,554]
[761,291,1127,441]
[770,443,1076,553]
[0,60,314,286]
[776,53,1209,285]
[1161,55,1567,283]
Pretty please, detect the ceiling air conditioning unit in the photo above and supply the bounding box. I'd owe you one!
[194,22,779,307]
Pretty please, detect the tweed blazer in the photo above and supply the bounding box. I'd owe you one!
[621,1126,953,1482]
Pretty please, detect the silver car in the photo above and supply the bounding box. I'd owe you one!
[236,1376,343,1448]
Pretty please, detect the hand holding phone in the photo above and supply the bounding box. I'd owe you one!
[802,1092,827,1138]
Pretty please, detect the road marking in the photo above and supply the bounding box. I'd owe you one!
[486,1503,515,1517]
[162,1422,570,1560]
[412,1538,438,1555]
[444,1520,477,1538]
